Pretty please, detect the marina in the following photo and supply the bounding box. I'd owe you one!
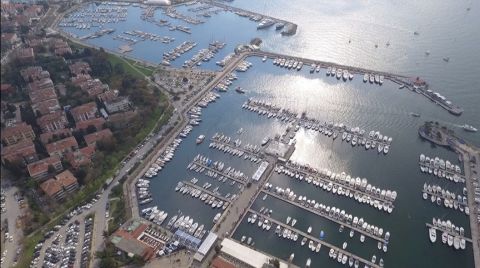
[53,2,479,267]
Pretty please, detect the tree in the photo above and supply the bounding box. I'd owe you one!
[114,63,124,75]
[47,164,56,174]
[86,125,97,134]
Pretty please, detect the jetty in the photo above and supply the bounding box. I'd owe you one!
[248,209,382,268]
[261,189,388,243]
[419,162,465,183]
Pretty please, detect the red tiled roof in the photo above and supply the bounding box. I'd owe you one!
[45,136,78,157]
[55,170,77,188]
[84,129,113,146]
[75,117,105,131]
[70,102,98,122]
[27,156,62,177]
[40,178,62,198]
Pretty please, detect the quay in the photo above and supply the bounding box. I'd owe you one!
[189,160,248,186]
[425,223,472,243]
[419,162,465,183]
[418,122,480,267]
[183,181,231,204]
[247,208,382,268]
[278,164,396,207]
[261,189,388,243]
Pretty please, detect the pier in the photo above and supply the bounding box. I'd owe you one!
[425,223,472,243]
[188,160,248,186]
[183,181,231,204]
[261,190,388,243]
[247,209,381,268]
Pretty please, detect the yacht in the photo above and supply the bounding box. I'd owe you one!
[196,135,205,144]
[301,237,307,246]
[307,226,312,233]
[315,243,321,252]
[363,73,368,82]
[306,258,311,267]
[235,86,245,94]
[261,137,270,146]
[442,232,448,244]
[462,124,478,132]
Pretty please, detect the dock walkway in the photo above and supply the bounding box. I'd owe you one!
[262,190,388,243]
[422,189,468,208]
[248,208,381,268]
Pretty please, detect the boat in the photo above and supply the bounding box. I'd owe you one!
[289,253,294,262]
[196,135,205,144]
[235,86,245,94]
[342,242,347,249]
[262,56,267,62]
[306,258,311,267]
[247,237,252,245]
[315,243,321,252]
[448,234,453,246]
[261,137,270,146]
[442,232,447,244]
[462,124,477,132]
[301,237,307,246]
[410,112,421,117]
[241,236,246,242]
[213,213,221,223]
[363,73,368,82]
[307,226,312,233]
[454,236,460,249]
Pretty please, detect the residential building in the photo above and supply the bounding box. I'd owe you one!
[45,136,78,158]
[75,117,105,132]
[39,128,72,145]
[27,156,63,181]
[83,129,113,147]
[1,140,37,164]
[39,170,79,201]
[1,122,35,145]
[65,145,95,169]
[37,111,68,133]
[70,102,97,123]
[105,96,131,114]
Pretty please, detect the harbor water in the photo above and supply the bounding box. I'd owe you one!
[61,1,480,267]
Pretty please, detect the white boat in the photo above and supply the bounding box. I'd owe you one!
[196,135,205,144]
[462,124,477,132]
[315,243,321,252]
[307,226,312,233]
[306,258,311,267]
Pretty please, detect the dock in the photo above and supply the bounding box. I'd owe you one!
[183,181,231,204]
[189,160,248,186]
[419,162,465,183]
[209,137,263,159]
[422,189,468,208]
[425,223,472,243]
[248,208,381,268]
[261,190,388,243]
[278,164,396,208]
